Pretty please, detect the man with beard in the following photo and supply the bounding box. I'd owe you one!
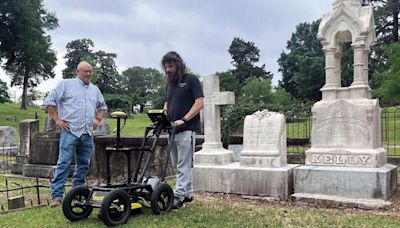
[162,51,204,209]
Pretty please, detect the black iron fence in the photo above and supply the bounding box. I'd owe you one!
[0,144,18,175]
[0,177,51,212]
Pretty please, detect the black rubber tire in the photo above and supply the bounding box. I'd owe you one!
[100,189,131,226]
[150,183,174,214]
[62,186,93,221]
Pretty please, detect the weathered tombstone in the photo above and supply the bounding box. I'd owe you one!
[293,0,397,208]
[194,80,298,199]
[194,74,235,165]
[11,120,39,174]
[0,126,18,156]
[241,110,287,167]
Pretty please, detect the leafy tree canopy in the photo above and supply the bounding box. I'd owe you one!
[0,0,58,109]
[228,37,272,84]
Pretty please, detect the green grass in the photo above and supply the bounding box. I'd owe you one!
[0,103,152,138]
[105,114,152,136]
[1,194,400,227]
[0,103,47,138]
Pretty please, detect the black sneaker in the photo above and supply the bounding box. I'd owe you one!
[172,197,184,209]
[184,196,193,203]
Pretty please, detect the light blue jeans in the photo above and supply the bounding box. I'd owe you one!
[170,130,196,201]
[51,130,93,200]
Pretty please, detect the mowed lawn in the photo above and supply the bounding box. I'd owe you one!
[1,194,400,227]
[0,103,152,138]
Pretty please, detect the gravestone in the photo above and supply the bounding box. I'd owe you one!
[194,82,298,199]
[11,120,39,174]
[23,119,64,178]
[241,110,287,167]
[293,0,397,208]
[23,119,111,178]
[0,126,18,156]
[194,74,235,165]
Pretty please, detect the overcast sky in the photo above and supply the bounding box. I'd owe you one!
[1,0,334,100]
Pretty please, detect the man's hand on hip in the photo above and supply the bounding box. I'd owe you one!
[55,118,69,130]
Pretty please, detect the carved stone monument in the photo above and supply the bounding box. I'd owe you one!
[194,81,298,199]
[0,126,18,155]
[241,111,287,167]
[194,74,235,165]
[11,120,39,174]
[293,0,397,207]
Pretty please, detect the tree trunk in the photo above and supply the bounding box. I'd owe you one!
[20,76,28,109]
[392,3,399,42]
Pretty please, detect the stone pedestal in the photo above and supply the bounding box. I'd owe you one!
[11,120,39,175]
[23,164,75,178]
[293,164,397,201]
[306,99,386,168]
[194,163,299,200]
[23,131,62,178]
[19,119,39,155]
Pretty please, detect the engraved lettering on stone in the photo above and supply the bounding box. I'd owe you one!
[310,154,372,165]
[335,155,346,164]
[359,155,370,165]
[312,155,320,163]
[324,155,334,163]
[315,117,368,129]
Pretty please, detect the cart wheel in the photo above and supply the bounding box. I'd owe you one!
[62,186,93,221]
[100,189,131,226]
[151,183,174,214]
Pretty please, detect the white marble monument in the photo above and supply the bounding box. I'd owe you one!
[194,92,298,199]
[240,110,287,167]
[194,74,235,165]
[293,0,397,206]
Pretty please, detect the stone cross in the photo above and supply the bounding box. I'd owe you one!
[202,74,234,150]
[194,74,235,165]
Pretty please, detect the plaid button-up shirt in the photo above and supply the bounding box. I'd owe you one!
[44,77,107,137]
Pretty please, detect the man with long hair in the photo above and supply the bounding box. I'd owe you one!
[162,51,204,209]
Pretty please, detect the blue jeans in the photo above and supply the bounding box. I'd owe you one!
[51,130,93,200]
[170,130,196,201]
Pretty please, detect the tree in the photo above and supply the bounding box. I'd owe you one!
[0,0,58,109]
[373,42,400,103]
[362,0,400,88]
[217,71,241,96]
[95,51,121,94]
[240,78,272,105]
[62,38,95,79]
[0,78,11,103]
[228,37,272,84]
[278,20,353,102]
[121,67,163,113]
[27,88,44,105]
[103,93,132,113]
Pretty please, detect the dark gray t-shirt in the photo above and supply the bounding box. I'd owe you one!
[165,74,204,133]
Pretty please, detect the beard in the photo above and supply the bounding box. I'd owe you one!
[168,73,179,85]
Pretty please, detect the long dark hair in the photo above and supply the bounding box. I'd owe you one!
[161,51,187,84]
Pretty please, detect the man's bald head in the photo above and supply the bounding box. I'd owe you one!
[76,61,93,85]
